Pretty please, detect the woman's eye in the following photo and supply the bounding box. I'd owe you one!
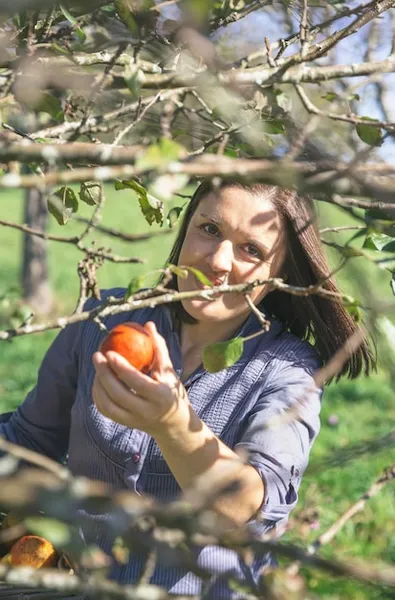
[244,244,262,259]
[200,223,219,236]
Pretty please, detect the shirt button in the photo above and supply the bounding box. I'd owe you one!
[132,453,141,464]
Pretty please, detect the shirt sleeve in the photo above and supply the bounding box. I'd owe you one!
[0,288,128,463]
[234,353,322,534]
[0,317,84,463]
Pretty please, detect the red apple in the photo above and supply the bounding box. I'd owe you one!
[10,535,57,568]
[100,323,155,373]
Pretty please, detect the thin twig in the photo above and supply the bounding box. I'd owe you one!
[77,182,106,242]
[300,0,309,58]
[295,83,395,133]
[0,437,70,480]
[320,225,367,234]
[0,218,144,264]
[244,294,271,331]
[309,465,395,554]
[0,278,356,341]
[112,92,163,146]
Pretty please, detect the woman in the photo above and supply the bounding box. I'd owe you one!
[0,181,374,598]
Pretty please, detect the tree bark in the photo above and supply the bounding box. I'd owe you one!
[21,189,54,316]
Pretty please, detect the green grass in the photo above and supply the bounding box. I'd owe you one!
[0,185,180,309]
[0,184,181,412]
[316,200,394,306]
[284,374,395,599]
[0,188,394,598]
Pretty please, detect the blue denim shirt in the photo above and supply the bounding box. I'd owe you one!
[0,288,322,598]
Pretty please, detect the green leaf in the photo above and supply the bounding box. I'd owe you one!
[363,233,395,252]
[115,180,135,191]
[114,179,163,225]
[365,208,391,221]
[263,119,285,134]
[184,266,213,287]
[322,92,338,101]
[224,148,238,158]
[337,243,395,270]
[356,117,383,146]
[59,4,86,43]
[346,228,367,245]
[365,209,395,236]
[51,41,71,55]
[377,317,395,351]
[168,264,188,278]
[24,517,71,547]
[167,206,184,228]
[124,64,143,99]
[183,0,212,24]
[360,247,395,271]
[337,245,366,259]
[228,577,254,594]
[139,193,163,225]
[114,0,139,34]
[36,92,64,122]
[124,275,146,299]
[79,181,101,206]
[342,295,362,323]
[59,4,78,24]
[203,338,244,373]
[74,27,86,43]
[48,186,78,225]
[135,138,187,172]
[27,162,43,175]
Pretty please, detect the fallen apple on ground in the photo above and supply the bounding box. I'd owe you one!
[9,535,57,568]
[100,323,155,373]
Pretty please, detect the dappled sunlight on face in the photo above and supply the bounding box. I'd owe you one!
[177,185,287,329]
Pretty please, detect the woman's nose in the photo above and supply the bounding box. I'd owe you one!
[208,239,234,273]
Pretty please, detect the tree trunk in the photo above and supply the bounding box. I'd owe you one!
[21,189,54,316]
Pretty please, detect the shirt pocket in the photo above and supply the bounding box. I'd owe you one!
[78,375,135,467]
[143,439,181,501]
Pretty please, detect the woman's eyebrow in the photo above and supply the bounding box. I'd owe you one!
[247,237,270,254]
[199,212,220,224]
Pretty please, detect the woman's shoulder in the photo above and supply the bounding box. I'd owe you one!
[254,319,322,375]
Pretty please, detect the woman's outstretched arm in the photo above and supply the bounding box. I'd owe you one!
[0,321,81,462]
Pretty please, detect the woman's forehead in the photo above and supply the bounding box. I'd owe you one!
[196,187,283,235]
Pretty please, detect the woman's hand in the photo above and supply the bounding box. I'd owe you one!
[92,322,191,438]
[93,322,264,525]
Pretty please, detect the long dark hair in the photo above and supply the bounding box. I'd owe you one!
[161,181,375,379]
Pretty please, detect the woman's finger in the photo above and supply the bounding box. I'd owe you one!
[93,376,139,427]
[145,321,176,380]
[93,352,148,413]
[95,349,158,395]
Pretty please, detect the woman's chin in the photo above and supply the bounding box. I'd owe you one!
[181,298,236,323]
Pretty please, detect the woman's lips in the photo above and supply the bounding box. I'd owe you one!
[196,277,228,293]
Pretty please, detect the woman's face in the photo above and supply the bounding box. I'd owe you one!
[177,186,287,326]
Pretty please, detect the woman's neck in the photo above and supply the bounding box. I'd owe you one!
[180,315,247,356]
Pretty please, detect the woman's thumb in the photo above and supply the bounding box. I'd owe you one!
[145,321,174,377]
